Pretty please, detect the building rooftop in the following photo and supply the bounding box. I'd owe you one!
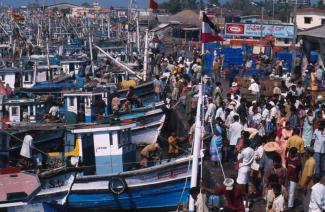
[298,25,325,38]
[291,8,325,16]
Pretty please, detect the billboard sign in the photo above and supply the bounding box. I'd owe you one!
[225,23,245,35]
[224,23,294,39]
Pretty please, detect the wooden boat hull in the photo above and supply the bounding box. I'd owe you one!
[68,157,191,210]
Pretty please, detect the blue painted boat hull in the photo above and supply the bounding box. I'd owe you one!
[68,177,190,210]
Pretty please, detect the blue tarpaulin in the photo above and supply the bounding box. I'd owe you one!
[202,52,214,78]
[32,81,74,90]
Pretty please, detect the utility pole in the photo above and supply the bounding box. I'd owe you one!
[272,0,275,21]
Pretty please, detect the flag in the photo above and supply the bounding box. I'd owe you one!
[201,13,224,43]
[149,0,159,9]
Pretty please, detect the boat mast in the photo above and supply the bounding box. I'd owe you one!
[143,29,148,81]
[107,15,111,39]
[46,37,52,80]
[89,33,95,75]
[94,44,142,80]
[136,10,140,54]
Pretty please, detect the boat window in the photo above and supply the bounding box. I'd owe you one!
[85,97,90,107]
[29,106,34,116]
[24,73,29,82]
[69,97,74,106]
[118,130,128,148]
[109,132,113,146]
[12,107,18,116]
[64,133,75,152]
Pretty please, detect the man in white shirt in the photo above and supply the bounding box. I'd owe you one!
[237,139,254,186]
[312,124,325,174]
[309,174,325,212]
[272,183,285,212]
[228,115,243,162]
[205,98,216,123]
[49,105,59,118]
[316,66,324,82]
[20,133,34,159]
[248,79,260,95]
[215,103,226,121]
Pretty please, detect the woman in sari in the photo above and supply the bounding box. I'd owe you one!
[302,109,314,147]
[210,118,224,163]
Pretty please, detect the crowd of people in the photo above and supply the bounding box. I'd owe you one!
[158,48,325,212]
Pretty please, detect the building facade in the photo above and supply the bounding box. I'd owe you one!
[277,0,310,6]
[291,8,325,30]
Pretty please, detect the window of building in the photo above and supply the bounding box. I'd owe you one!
[0,75,5,81]
[304,17,312,24]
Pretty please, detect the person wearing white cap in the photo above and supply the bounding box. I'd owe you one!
[273,82,282,95]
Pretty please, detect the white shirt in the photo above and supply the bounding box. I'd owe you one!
[205,103,216,122]
[273,87,281,95]
[20,135,33,159]
[272,194,285,212]
[195,193,209,212]
[238,146,254,167]
[313,129,325,153]
[296,86,305,96]
[49,106,59,117]
[316,68,324,81]
[251,145,264,171]
[262,108,270,121]
[309,183,325,211]
[215,107,225,121]
[252,113,262,125]
[248,82,260,94]
[228,121,243,146]
[270,106,278,120]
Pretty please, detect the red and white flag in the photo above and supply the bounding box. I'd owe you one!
[149,0,159,10]
[201,13,224,43]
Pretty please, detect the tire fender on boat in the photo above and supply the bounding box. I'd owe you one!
[108,177,127,194]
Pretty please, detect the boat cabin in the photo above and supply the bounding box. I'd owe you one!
[63,90,109,123]
[0,68,35,89]
[60,59,88,75]
[69,123,136,175]
[1,98,44,123]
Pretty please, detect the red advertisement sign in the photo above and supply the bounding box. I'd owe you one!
[225,23,245,35]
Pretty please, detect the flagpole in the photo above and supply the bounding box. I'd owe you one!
[201,11,205,54]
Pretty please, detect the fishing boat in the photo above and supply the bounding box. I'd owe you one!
[68,156,191,210]
[0,121,192,211]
